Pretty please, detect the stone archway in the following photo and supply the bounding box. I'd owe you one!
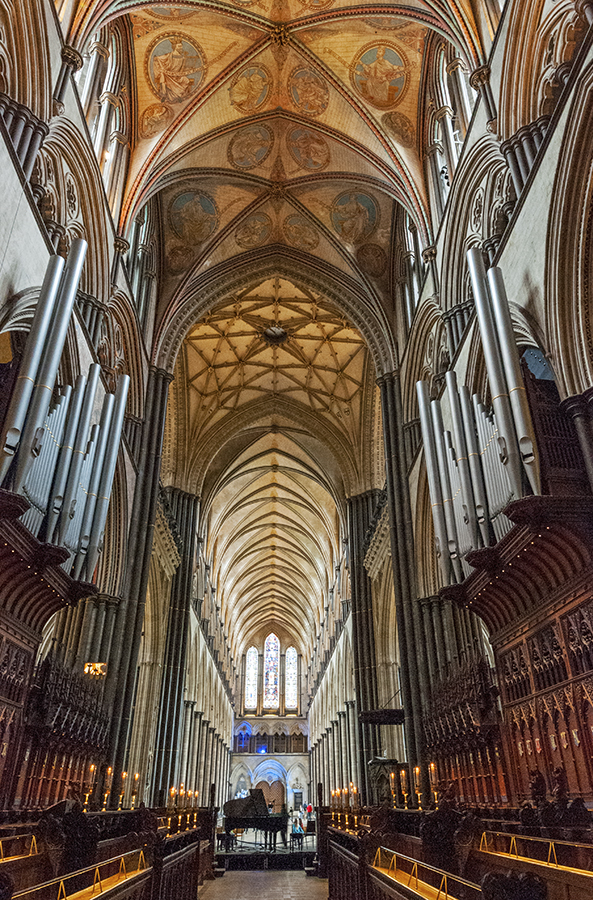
[255,779,285,812]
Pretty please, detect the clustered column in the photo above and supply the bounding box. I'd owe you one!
[103,366,172,806]
[379,371,430,792]
[152,488,200,806]
[348,491,381,804]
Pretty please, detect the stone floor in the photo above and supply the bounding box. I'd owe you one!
[199,871,328,899]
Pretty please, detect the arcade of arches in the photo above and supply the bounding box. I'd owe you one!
[1,0,593,886]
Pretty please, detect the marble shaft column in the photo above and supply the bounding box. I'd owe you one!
[379,372,429,779]
[197,719,210,805]
[179,700,195,792]
[337,711,348,789]
[152,488,200,805]
[344,702,353,786]
[104,367,172,805]
[330,721,339,791]
[206,727,216,801]
[348,490,380,804]
[189,710,203,797]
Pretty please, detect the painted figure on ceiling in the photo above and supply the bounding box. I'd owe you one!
[361,46,405,105]
[153,39,202,103]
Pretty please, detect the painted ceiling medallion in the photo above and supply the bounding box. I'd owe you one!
[331,191,379,244]
[382,111,415,147]
[235,212,273,248]
[350,42,409,109]
[229,65,272,113]
[286,126,329,171]
[228,124,274,170]
[147,6,196,18]
[356,243,387,277]
[168,189,219,245]
[146,33,206,104]
[288,67,329,117]
[283,214,319,251]
[139,103,173,139]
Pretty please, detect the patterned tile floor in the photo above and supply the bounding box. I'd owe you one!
[199,871,329,899]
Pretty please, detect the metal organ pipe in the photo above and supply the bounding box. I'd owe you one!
[83,373,130,581]
[445,370,479,550]
[459,385,490,546]
[13,239,88,494]
[56,363,101,545]
[486,265,541,495]
[430,398,464,583]
[416,380,452,585]
[72,391,115,581]
[466,247,523,498]
[0,255,65,485]
[45,373,86,540]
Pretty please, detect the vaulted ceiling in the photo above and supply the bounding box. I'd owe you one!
[74,0,486,662]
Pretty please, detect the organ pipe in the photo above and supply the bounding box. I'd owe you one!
[486,266,541,495]
[459,385,490,546]
[45,374,85,538]
[416,380,451,585]
[445,370,479,549]
[13,239,88,493]
[55,363,101,545]
[0,255,65,484]
[82,373,129,581]
[430,398,463,583]
[466,247,522,498]
[72,391,115,580]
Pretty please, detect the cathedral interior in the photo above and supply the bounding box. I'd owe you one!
[1,0,593,898]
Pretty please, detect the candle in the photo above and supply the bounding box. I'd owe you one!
[429,762,437,788]
[400,768,408,794]
[414,766,421,792]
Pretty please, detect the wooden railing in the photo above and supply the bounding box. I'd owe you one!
[0,834,37,863]
[372,846,482,900]
[479,829,593,874]
[12,849,147,900]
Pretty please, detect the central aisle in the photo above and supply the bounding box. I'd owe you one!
[199,871,328,899]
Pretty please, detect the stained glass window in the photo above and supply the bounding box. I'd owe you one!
[285,646,298,709]
[263,633,280,708]
[245,646,258,709]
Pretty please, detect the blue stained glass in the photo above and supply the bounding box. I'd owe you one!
[263,633,280,708]
[285,646,298,708]
[245,646,258,709]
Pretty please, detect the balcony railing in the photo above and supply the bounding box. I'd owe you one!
[372,846,482,900]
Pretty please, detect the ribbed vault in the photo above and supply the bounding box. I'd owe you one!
[163,275,378,656]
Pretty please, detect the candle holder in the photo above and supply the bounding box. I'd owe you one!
[399,768,409,809]
[414,766,422,811]
[429,762,439,808]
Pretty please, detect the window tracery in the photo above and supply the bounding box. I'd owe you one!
[245,646,258,709]
[263,633,280,708]
[285,646,298,709]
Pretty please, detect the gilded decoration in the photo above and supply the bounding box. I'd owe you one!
[228,124,274,170]
[286,126,329,171]
[145,33,206,104]
[235,212,273,248]
[296,0,334,9]
[350,42,409,110]
[331,191,379,244]
[140,102,173,139]
[147,6,196,18]
[283,214,319,251]
[382,111,415,147]
[356,243,387,277]
[168,189,219,244]
[229,65,272,113]
[288,67,329,117]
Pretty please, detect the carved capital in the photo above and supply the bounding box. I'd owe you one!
[114,235,130,255]
[446,57,467,76]
[61,45,84,72]
[470,65,491,90]
[422,245,437,264]
[435,105,454,121]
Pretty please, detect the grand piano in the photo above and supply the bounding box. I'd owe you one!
[223,789,288,851]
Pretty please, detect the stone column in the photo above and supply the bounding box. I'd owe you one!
[197,719,210,805]
[446,58,472,135]
[436,105,458,177]
[152,489,199,806]
[348,490,381,803]
[80,40,109,118]
[379,371,430,789]
[104,367,172,806]
[561,394,593,491]
[337,711,348,790]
